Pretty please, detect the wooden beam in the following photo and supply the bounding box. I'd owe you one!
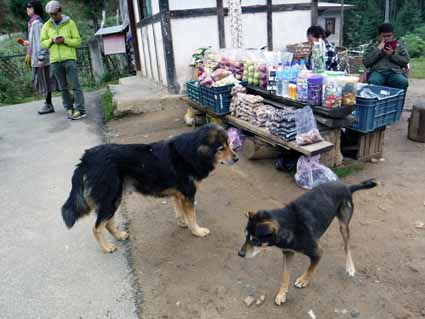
[127,0,141,71]
[266,0,273,50]
[217,0,226,48]
[311,0,318,25]
[159,0,179,93]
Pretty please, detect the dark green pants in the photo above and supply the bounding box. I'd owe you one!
[367,70,408,90]
[51,60,85,112]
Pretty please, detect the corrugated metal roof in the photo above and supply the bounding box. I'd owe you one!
[95,23,128,36]
[318,2,355,9]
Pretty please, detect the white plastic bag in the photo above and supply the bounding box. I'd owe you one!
[294,155,338,189]
[295,106,323,145]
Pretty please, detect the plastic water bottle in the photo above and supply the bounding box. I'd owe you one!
[281,63,290,97]
[299,58,307,71]
[276,63,284,96]
[291,60,299,82]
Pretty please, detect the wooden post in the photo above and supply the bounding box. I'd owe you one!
[408,104,425,142]
[339,0,344,46]
[311,0,318,25]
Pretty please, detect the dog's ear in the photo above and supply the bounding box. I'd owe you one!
[197,145,212,158]
[246,211,256,219]
[255,221,277,238]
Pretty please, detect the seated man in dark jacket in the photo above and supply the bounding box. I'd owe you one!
[363,23,409,90]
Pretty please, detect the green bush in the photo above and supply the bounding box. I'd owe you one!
[0,72,34,104]
[402,33,425,58]
[101,88,114,122]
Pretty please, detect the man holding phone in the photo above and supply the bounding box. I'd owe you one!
[363,23,409,90]
[40,0,86,120]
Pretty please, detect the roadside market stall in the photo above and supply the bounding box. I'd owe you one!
[183,47,405,169]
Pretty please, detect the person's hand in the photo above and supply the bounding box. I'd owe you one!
[53,36,65,44]
[23,40,29,46]
[24,55,31,67]
[377,40,386,50]
[383,46,394,55]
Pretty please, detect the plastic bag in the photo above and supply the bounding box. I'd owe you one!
[294,155,338,189]
[227,127,244,150]
[295,106,323,145]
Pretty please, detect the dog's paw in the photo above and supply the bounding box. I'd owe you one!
[346,264,356,277]
[102,243,118,254]
[176,218,188,228]
[274,293,287,306]
[294,276,310,288]
[191,226,210,237]
[116,231,129,241]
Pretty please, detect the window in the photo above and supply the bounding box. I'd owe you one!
[325,17,336,35]
[138,0,152,19]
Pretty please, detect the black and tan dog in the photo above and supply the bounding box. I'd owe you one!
[62,124,238,253]
[239,179,378,305]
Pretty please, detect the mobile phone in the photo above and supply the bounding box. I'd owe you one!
[16,38,25,46]
[385,40,397,50]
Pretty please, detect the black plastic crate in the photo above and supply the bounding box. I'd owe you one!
[200,81,247,115]
[186,80,201,104]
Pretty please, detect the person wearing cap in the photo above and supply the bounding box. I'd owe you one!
[18,0,56,115]
[40,0,87,120]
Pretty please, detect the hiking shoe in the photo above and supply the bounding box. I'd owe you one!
[66,109,74,119]
[71,110,87,120]
[38,103,55,115]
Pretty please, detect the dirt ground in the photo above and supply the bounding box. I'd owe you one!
[107,82,425,319]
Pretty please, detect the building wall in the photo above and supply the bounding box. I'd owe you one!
[273,10,311,49]
[318,12,341,45]
[224,13,268,49]
[132,0,313,93]
[171,16,219,90]
[169,0,216,11]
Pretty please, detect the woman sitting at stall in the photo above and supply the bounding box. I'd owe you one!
[305,25,339,72]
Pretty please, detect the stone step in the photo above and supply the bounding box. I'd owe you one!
[110,76,184,117]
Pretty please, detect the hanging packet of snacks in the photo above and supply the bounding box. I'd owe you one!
[295,106,323,145]
[227,0,243,49]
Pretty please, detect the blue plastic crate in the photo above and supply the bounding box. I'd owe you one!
[186,80,201,104]
[350,84,404,133]
[200,81,247,115]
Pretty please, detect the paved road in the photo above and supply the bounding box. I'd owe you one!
[0,93,139,319]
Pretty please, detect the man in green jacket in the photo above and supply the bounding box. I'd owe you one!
[363,23,409,90]
[40,0,86,120]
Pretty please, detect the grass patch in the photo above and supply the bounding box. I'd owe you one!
[101,88,114,122]
[410,57,425,79]
[332,162,364,178]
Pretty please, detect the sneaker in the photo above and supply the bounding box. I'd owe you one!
[71,110,87,120]
[66,109,74,119]
[38,103,55,115]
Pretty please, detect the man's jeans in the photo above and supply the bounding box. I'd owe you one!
[367,70,409,90]
[51,60,86,112]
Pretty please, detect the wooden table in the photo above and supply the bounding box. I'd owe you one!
[183,98,334,157]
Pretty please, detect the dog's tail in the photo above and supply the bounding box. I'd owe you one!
[62,165,90,228]
[349,179,378,194]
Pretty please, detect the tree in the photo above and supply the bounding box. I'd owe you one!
[395,0,422,36]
